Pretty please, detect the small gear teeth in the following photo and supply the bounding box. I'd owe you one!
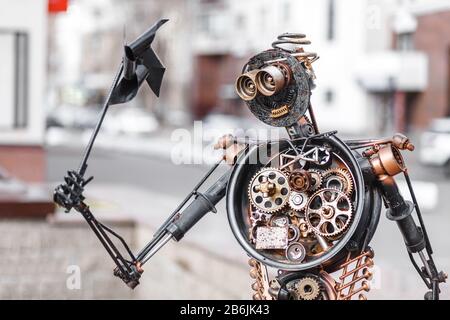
[305,188,353,238]
[307,169,323,191]
[295,276,323,300]
[322,167,354,196]
[248,167,290,213]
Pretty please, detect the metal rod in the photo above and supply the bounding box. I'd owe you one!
[136,231,166,262]
[419,251,432,278]
[339,260,372,280]
[99,221,136,261]
[80,208,128,275]
[308,103,319,134]
[337,252,351,300]
[78,63,124,176]
[404,170,433,254]
[338,273,370,291]
[341,283,368,300]
[408,251,431,288]
[347,256,364,299]
[90,213,133,273]
[265,52,318,64]
[339,251,372,268]
[141,233,173,265]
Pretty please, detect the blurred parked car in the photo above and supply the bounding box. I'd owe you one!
[103,106,159,135]
[420,117,450,176]
[46,105,99,129]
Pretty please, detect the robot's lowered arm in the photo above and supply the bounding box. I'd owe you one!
[348,134,447,300]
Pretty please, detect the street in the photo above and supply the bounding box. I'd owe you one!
[46,142,450,299]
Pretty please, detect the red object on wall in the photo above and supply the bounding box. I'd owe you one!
[48,0,68,13]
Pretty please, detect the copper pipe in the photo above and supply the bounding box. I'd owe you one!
[339,258,373,280]
[336,252,352,300]
[347,133,415,151]
[339,250,373,268]
[346,256,364,299]
[337,269,372,291]
[341,281,370,300]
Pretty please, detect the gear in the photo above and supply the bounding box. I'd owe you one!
[249,208,272,224]
[288,169,311,192]
[249,168,290,213]
[307,169,323,191]
[322,168,354,196]
[288,191,309,211]
[305,188,353,238]
[294,276,322,300]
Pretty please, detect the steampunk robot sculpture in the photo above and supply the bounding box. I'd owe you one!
[54,20,447,300]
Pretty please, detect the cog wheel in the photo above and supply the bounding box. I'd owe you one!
[249,168,290,213]
[288,169,311,192]
[307,169,323,191]
[288,191,309,212]
[294,277,322,300]
[322,168,354,196]
[305,188,353,238]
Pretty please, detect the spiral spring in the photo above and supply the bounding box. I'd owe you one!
[270,33,319,63]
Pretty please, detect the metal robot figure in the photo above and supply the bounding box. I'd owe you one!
[54,20,446,300]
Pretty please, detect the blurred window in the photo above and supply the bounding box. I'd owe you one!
[282,1,291,24]
[0,30,28,130]
[198,13,211,33]
[236,14,244,30]
[396,32,414,51]
[327,0,336,41]
[198,12,227,37]
[325,89,334,105]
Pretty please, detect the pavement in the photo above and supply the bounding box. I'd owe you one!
[45,128,450,299]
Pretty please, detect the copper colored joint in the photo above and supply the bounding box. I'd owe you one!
[369,145,406,177]
[392,133,415,151]
[248,258,257,267]
[214,134,235,150]
[249,269,258,279]
[214,134,245,165]
[135,262,144,274]
[251,282,260,291]
[252,293,262,300]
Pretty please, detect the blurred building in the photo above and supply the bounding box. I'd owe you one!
[0,0,48,182]
[47,0,193,125]
[190,0,392,135]
[357,0,450,133]
[190,0,450,135]
[402,1,450,130]
[46,0,450,136]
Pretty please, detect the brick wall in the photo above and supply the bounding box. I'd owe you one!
[411,11,450,128]
[0,146,45,182]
